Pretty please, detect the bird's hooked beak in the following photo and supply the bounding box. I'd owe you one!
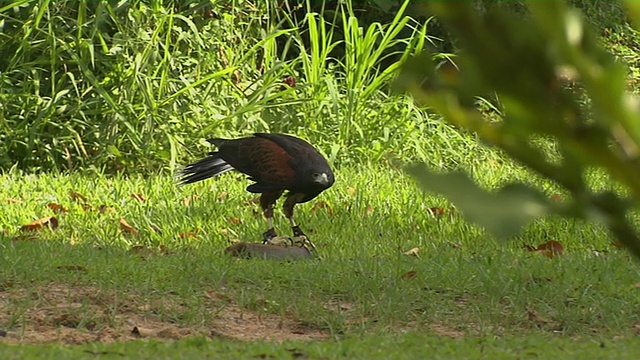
[312,172,330,186]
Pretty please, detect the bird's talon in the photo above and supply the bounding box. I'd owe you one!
[292,225,305,237]
[262,228,278,244]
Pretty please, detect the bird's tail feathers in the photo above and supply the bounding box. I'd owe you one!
[177,153,234,184]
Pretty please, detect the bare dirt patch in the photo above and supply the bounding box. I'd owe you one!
[0,283,329,345]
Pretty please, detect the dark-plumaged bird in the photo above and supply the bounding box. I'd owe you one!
[178,133,335,246]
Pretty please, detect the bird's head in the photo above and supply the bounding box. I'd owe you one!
[311,172,334,188]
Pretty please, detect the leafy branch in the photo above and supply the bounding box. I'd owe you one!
[397,1,640,258]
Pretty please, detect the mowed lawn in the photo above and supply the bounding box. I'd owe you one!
[1,162,640,359]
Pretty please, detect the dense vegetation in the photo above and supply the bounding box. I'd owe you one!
[1,1,635,174]
[0,0,456,173]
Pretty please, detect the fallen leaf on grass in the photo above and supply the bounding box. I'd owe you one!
[21,216,59,231]
[400,270,417,280]
[131,326,154,338]
[217,192,228,201]
[99,205,115,214]
[404,247,420,256]
[7,198,22,204]
[182,195,201,207]
[204,290,229,301]
[69,191,87,203]
[363,204,374,216]
[524,240,564,258]
[56,265,88,272]
[179,231,197,239]
[130,193,145,202]
[119,218,139,235]
[47,203,68,213]
[228,217,242,224]
[347,186,357,196]
[158,244,172,256]
[310,201,334,216]
[243,196,261,206]
[428,207,445,217]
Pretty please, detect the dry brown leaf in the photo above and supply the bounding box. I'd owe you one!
[347,187,356,196]
[221,228,229,236]
[47,203,68,213]
[404,247,420,256]
[365,204,374,216]
[204,290,229,301]
[182,196,192,207]
[243,196,261,206]
[20,216,59,231]
[216,192,228,201]
[524,240,564,259]
[179,231,197,239]
[310,201,334,216]
[400,270,417,280]
[7,198,22,204]
[99,205,115,214]
[131,326,155,338]
[228,217,242,224]
[119,218,139,235]
[69,191,87,203]
[536,240,564,258]
[131,193,145,202]
[428,207,445,217]
[159,244,172,256]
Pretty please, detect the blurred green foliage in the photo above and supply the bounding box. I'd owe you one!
[398,1,640,258]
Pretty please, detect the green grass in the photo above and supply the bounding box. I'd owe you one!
[1,164,640,358]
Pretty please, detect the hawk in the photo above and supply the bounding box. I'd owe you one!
[179,133,335,246]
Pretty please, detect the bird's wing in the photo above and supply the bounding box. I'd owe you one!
[254,133,332,178]
[253,133,316,158]
[218,137,297,188]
